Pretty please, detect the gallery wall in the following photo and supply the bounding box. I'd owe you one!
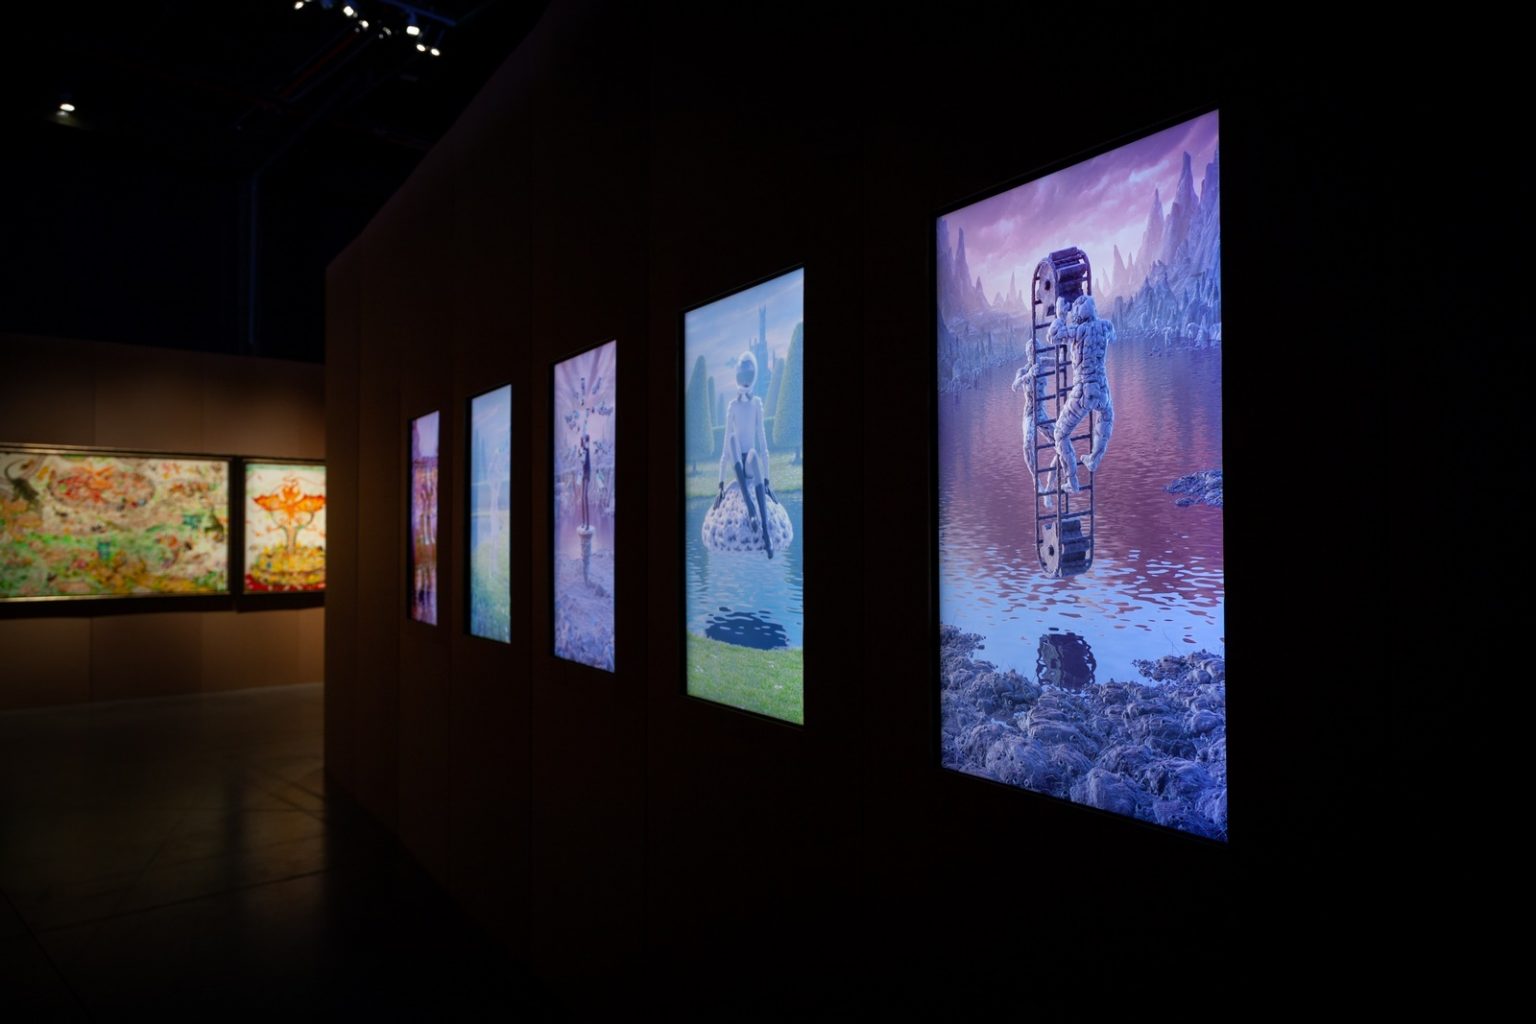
[326,1,1395,1007]
[0,334,324,711]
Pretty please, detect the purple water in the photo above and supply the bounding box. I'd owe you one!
[686,492,804,649]
[938,342,1223,687]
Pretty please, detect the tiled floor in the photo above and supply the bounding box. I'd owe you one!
[0,684,550,1018]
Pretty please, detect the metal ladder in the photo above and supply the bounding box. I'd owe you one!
[1031,248,1095,578]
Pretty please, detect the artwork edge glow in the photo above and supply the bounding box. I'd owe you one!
[683,268,806,725]
[935,111,1226,841]
[0,447,231,599]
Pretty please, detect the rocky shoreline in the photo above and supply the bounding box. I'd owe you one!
[1166,469,1223,508]
[939,624,1227,841]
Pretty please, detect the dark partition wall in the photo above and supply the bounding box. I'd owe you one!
[524,18,649,981]
[325,1,1394,1008]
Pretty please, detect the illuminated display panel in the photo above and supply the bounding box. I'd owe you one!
[244,461,325,593]
[936,112,1225,840]
[683,268,805,724]
[469,386,512,643]
[553,343,615,670]
[1,447,229,600]
[409,411,440,625]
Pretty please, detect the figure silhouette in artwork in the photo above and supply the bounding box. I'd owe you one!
[414,469,437,619]
[579,433,592,531]
[713,350,778,559]
[1054,294,1116,491]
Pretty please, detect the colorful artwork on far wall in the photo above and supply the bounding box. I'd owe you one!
[409,412,440,624]
[243,462,326,592]
[469,385,512,643]
[553,340,616,671]
[936,110,1224,840]
[684,268,804,724]
[1,447,229,599]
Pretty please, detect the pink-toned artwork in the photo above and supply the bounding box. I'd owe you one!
[410,412,439,624]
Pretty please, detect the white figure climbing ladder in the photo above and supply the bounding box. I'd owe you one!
[1030,248,1095,578]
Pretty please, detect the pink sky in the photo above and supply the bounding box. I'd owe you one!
[943,111,1218,299]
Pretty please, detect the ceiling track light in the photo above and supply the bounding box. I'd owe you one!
[58,101,76,113]
[300,1,453,52]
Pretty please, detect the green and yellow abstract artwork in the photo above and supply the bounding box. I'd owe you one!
[1,448,229,599]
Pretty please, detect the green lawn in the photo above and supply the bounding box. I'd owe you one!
[686,632,804,724]
[684,450,803,499]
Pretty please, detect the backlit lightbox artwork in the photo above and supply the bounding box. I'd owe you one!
[243,462,325,592]
[409,411,440,624]
[553,341,615,670]
[1,446,229,599]
[684,268,804,724]
[469,385,511,642]
[936,111,1225,840]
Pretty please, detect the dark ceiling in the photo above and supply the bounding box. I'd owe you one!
[2,0,548,363]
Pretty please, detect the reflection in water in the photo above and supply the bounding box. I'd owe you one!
[939,344,1223,684]
[705,609,790,650]
[687,492,804,648]
[1037,632,1096,689]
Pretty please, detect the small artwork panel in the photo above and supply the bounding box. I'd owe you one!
[683,268,804,724]
[553,341,616,671]
[469,385,512,643]
[936,111,1225,840]
[1,448,229,599]
[243,462,326,592]
[409,412,440,624]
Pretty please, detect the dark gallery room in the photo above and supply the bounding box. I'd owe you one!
[2,1,1460,1016]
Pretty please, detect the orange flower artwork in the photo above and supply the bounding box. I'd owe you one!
[244,463,326,592]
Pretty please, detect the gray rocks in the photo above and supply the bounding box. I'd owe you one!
[1099,743,1157,777]
[1151,760,1213,800]
[1133,650,1225,687]
[959,720,1014,764]
[1165,469,1223,509]
[1073,769,1142,818]
[1198,787,1228,831]
[1188,709,1223,736]
[984,736,1050,791]
[940,627,1228,841]
[1025,719,1093,753]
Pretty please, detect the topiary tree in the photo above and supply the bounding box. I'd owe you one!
[685,355,713,474]
[773,322,804,464]
[765,349,784,429]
